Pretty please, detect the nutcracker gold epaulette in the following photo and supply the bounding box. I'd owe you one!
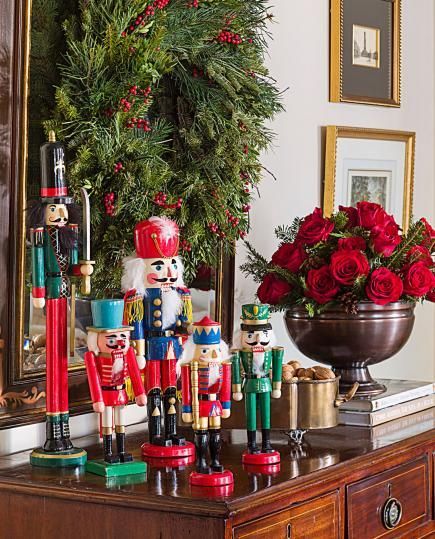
[123,291,144,324]
[181,291,193,323]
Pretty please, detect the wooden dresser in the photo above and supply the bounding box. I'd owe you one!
[0,414,433,539]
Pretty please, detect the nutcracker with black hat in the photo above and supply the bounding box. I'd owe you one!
[121,216,194,459]
[28,131,94,468]
[231,304,284,466]
[179,316,234,488]
[84,299,147,477]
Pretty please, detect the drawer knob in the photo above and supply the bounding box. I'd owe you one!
[382,497,402,530]
[286,523,292,539]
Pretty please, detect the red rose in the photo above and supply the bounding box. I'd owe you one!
[420,218,435,252]
[357,201,388,229]
[338,236,367,251]
[330,250,370,286]
[257,273,292,305]
[339,205,359,228]
[402,261,434,297]
[406,245,433,267]
[305,265,340,304]
[365,268,403,305]
[427,288,435,302]
[271,242,307,273]
[370,216,402,257]
[296,208,334,246]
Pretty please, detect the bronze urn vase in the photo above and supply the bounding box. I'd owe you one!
[284,302,415,396]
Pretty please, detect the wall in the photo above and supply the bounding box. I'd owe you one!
[235,0,435,382]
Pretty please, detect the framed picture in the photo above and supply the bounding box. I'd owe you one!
[324,126,415,232]
[330,0,401,107]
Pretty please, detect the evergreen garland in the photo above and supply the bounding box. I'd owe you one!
[46,0,282,296]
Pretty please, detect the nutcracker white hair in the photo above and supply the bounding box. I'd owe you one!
[121,253,185,294]
[176,334,230,377]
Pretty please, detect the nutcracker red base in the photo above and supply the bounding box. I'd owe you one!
[145,454,195,469]
[243,462,281,476]
[189,469,234,487]
[241,450,280,466]
[141,441,195,459]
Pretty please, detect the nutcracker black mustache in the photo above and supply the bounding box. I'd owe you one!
[155,277,178,283]
[246,341,270,347]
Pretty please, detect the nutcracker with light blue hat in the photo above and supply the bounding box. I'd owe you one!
[84,299,147,476]
[179,316,233,487]
[232,303,284,465]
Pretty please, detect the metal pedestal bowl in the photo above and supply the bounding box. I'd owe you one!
[284,302,415,396]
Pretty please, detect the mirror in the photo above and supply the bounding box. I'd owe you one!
[0,0,235,427]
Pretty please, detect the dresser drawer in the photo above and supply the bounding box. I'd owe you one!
[234,491,340,539]
[347,455,430,538]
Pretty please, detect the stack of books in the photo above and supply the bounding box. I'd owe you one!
[338,379,435,427]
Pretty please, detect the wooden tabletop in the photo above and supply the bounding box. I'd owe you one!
[0,410,433,525]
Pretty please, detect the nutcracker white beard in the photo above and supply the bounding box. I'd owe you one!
[252,350,266,376]
[161,287,182,329]
[112,354,125,375]
[209,363,220,385]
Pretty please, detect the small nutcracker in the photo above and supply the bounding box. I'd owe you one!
[121,216,194,459]
[179,316,233,487]
[232,304,284,465]
[84,299,147,477]
[29,131,94,468]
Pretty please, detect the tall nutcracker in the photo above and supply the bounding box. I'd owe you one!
[29,131,94,468]
[121,217,194,458]
[179,316,233,487]
[232,304,284,465]
[84,299,147,477]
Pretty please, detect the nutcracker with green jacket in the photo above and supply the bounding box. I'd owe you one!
[231,304,284,465]
[28,131,94,467]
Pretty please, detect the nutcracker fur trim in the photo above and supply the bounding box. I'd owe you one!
[176,335,230,377]
[121,253,185,294]
[87,331,100,355]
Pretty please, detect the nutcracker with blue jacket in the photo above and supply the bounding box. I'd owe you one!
[84,299,147,476]
[179,316,233,487]
[232,304,284,465]
[28,131,94,468]
[121,217,194,458]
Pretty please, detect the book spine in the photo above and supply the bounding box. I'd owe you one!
[372,384,435,411]
[370,395,435,426]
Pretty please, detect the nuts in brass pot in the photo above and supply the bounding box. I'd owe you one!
[312,366,336,380]
[287,360,301,371]
[295,367,315,379]
[282,364,296,382]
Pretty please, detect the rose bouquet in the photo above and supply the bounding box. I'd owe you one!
[242,202,435,315]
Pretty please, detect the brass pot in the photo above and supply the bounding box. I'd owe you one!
[285,302,415,396]
[273,378,358,431]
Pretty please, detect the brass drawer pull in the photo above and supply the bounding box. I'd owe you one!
[382,497,403,530]
[286,523,292,538]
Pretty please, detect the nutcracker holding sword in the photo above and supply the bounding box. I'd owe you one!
[29,131,94,467]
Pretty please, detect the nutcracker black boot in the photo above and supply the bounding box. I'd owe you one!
[43,416,64,452]
[209,429,224,472]
[103,434,120,464]
[60,413,73,451]
[149,389,171,446]
[116,431,133,463]
[261,428,274,453]
[164,387,185,446]
[194,430,210,474]
[247,430,260,454]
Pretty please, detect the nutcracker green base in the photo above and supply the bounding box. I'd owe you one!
[30,447,87,468]
[85,459,147,477]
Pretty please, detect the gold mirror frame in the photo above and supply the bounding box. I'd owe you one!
[0,0,234,428]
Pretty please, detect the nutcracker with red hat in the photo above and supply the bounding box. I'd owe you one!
[121,217,194,458]
[179,316,233,487]
[84,299,147,477]
[28,131,94,468]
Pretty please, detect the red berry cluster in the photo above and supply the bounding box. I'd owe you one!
[217,30,243,45]
[122,1,171,36]
[192,67,205,78]
[224,209,240,228]
[208,222,226,238]
[187,0,199,7]
[242,204,251,213]
[153,191,183,209]
[103,107,114,118]
[114,162,123,174]
[126,117,152,131]
[104,193,116,216]
[120,97,132,113]
[240,171,250,180]
[243,144,249,155]
[180,239,192,252]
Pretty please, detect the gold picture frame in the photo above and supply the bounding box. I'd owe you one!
[324,126,415,232]
[330,0,401,107]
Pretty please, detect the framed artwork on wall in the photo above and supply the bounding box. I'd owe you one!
[330,0,401,107]
[323,126,415,232]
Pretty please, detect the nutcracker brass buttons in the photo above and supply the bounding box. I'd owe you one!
[153,320,162,328]
[154,310,162,318]
[153,298,162,306]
